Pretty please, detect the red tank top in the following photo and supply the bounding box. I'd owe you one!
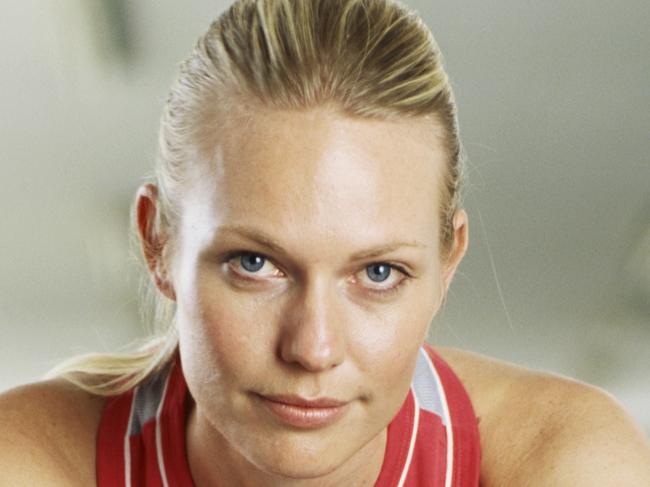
[97,343,480,486]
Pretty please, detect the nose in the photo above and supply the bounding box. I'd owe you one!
[278,277,346,372]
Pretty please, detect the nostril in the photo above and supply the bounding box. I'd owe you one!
[277,280,346,371]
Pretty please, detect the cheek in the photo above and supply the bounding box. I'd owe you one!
[349,290,436,400]
[176,269,276,392]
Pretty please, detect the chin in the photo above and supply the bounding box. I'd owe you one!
[242,432,347,480]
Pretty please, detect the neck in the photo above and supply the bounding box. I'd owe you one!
[186,402,387,487]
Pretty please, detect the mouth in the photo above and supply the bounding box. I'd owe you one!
[255,393,351,429]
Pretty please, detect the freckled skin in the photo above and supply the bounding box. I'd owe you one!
[167,105,467,487]
[1,105,649,487]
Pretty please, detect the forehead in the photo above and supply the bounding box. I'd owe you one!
[182,106,447,254]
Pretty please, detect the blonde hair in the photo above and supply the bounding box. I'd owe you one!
[47,0,465,396]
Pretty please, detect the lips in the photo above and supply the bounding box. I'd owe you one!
[257,393,350,429]
[263,394,347,408]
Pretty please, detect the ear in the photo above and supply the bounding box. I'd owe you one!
[135,183,176,301]
[440,209,469,294]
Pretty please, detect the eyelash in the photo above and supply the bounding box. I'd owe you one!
[222,251,411,296]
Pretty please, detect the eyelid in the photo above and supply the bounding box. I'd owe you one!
[354,263,410,294]
[223,250,411,294]
[225,251,284,279]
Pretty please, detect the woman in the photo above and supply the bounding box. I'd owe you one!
[1,0,649,485]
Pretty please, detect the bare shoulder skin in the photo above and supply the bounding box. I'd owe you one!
[2,350,649,486]
[436,346,650,486]
[0,378,105,486]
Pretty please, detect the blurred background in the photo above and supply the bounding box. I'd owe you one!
[1,0,648,434]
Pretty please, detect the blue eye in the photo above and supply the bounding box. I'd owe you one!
[240,253,265,272]
[366,263,391,282]
[224,251,409,297]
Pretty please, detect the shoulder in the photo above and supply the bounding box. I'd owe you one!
[434,345,650,486]
[0,378,107,486]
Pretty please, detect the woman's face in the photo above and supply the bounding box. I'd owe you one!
[168,105,464,481]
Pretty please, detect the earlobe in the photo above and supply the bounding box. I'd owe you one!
[154,272,177,301]
[135,183,177,301]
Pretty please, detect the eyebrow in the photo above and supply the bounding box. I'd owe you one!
[217,224,427,260]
